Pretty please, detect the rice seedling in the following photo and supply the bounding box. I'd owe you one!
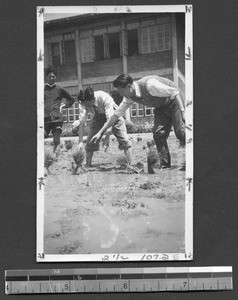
[116,154,130,168]
[65,140,73,150]
[44,150,56,175]
[142,145,147,150]
[137,136,142,143]
[116,154,140,174]
[147,139,155,149]
[147,149,160,174]
[71,148,87,174]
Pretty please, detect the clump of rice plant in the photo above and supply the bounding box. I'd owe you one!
[137,136,142,143]
[142,145,147,150]
[147,139,155,149]
[65,140,73,150]
[147,149,160,174]
[44,150,56,175]
[116,154,130,168]
[71,148,87,174]
[116,154,140,174]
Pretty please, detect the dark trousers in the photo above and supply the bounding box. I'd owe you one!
[153,98,185,167]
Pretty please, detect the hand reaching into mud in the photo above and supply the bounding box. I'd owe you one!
[90,132,101,144]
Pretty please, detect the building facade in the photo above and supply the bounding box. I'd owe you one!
[44,13,185,128]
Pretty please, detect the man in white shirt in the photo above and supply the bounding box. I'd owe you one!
[77,86,132,167]
[91,74,185,170]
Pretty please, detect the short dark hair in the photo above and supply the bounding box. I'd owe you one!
[46,65,57,76]
[113,74,133,88]
[77,86,95,102]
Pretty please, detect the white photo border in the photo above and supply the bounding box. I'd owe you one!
[37,5,193,262]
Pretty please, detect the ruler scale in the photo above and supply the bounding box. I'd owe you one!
[5,267,232,294]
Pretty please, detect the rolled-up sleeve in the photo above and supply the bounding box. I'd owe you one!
[146,78,179,99]
[114,97,134,117]
[104,98,115,120]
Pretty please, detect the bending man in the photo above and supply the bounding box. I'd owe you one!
[77,86,132,167]
[91,74,185,170]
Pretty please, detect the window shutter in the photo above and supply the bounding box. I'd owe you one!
[149,26,156,53]
[47,42,52,66]
[121,29,128,56]
[141,27,149,54]
[156,24,165,51]
[104,32,109,59]
[61,41,65,64]
[81,37,94,63]
[164,23,171,50]
[138,28,142,54]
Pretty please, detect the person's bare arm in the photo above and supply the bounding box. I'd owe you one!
[90,114,119,144]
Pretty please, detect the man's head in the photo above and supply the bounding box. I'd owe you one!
[113,74,134,98]
[45,66,57,86]
[77,86,95,109]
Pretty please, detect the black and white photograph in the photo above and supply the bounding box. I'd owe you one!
[37,5,193,262]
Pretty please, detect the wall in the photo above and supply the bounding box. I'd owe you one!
[127,51,173,74]
[82,58,123,79]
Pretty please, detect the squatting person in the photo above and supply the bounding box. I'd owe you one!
[91,74,185,170]
[44,66,75,155]
[77,86,132,167]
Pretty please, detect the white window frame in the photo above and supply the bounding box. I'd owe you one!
[138,103,144,117]
[140,22,171,54]
[130,103,144,117]
[145,106,152,116]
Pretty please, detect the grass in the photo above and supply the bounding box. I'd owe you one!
[44,150,55,175]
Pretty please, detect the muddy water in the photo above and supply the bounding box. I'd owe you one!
[44,170,184,255]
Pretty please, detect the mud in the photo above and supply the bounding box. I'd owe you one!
[43,132,185,256]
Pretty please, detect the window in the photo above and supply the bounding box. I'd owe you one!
[108,32,120,58]
[68,107,74,122]
[94,35,104,61]
[145,106,155,116]
[138,103,144,116]
[62,108,68,122]
[156,24,171,51]
[74,102,79,120]
[131,103,137,117]
[127,29,138,56]
[51,43,61,66]
[62,40,76,64]
[145,106,152,116]
[130,103,144,117]
[81,37,94,63]
[141,23,171,54]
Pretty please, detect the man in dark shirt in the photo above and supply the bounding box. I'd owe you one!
[44,66,75,154]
